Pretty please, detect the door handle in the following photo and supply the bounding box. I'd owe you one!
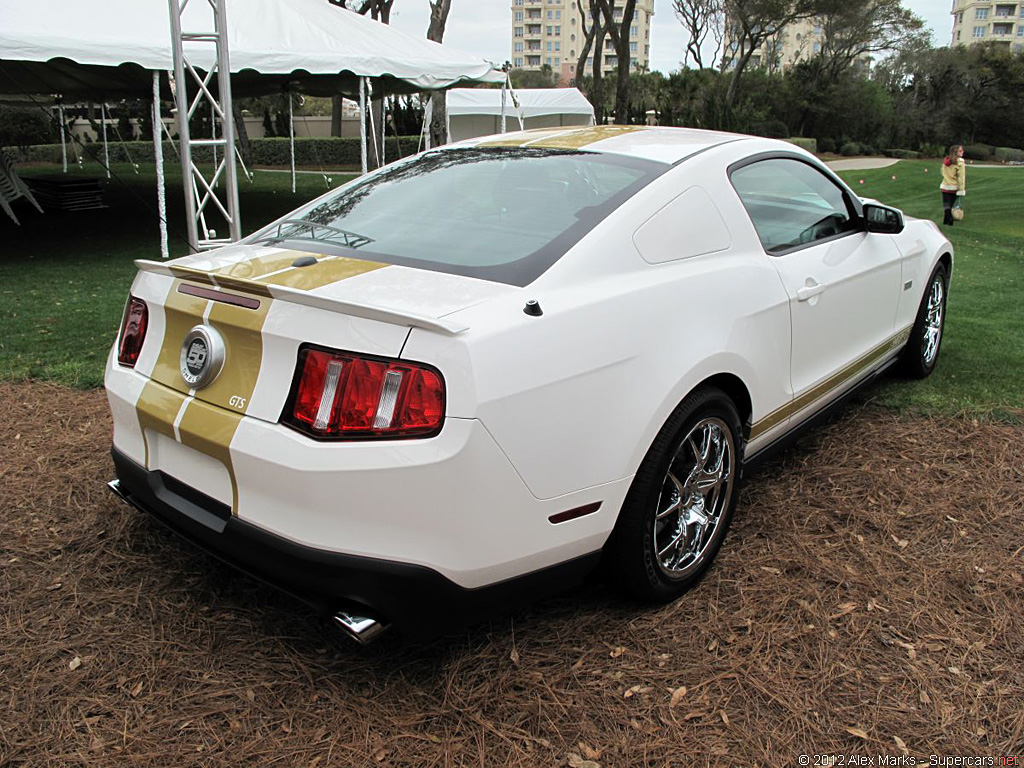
[796,280,825,302]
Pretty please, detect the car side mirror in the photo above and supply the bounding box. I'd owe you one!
[863,203,904,235]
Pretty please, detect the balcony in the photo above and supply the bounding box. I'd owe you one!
[992,22,1015,32]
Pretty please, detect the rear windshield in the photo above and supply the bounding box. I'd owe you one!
[252,147,667,286]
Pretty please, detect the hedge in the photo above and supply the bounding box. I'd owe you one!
[963,143,995,161]
[994,146,1024,163]
[882,148,922,159]
[8,136,423,167]
[785,137,817,153]
[839,141,862,157]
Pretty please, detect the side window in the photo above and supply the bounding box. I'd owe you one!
[730,158,859,253]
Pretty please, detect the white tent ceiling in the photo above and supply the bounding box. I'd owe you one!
[447,88,595,120]
[0,0,504,97]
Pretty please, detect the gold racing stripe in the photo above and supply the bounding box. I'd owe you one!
[749,326,913,441]
[175,398,247,513]
[477,125,647,150]
[148,281,209,395]
[133,277,274,514]
[257,256,386,291]
[528,125,646,150]
[174,252,387,293]
[210,252,303,281]
[167,265,274,298]
[135,380,185,468]
[193,297,271,413]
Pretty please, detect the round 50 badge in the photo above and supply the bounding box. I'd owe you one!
[180,325,225,389]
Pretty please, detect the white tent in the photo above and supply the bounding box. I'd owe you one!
[0,0,503,97]
[0,0,503,253]
[447,88,595,143]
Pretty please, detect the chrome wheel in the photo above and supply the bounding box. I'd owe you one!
[922,275,944,366]
[653,417,735,579]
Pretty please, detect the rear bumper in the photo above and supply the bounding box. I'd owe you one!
[109,448,601,638]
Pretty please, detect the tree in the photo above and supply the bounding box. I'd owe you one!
[511,65,560,89]
[574,0,613,123]
[673,0,724,69]
[328,0,393,20]
[813,0,927,85]
[598,0,639,124]
[719,0,818,106]
[427,0,454,146]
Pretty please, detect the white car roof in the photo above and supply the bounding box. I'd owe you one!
[456,125,752,165]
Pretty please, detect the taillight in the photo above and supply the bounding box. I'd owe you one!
[117,296,148,367]
[283,346,445,439]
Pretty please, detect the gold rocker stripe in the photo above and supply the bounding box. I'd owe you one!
[135,278,273,514]
[749,326,913,441]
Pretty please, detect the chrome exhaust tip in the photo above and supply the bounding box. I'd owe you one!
[107,479,128,500]
[332,610,387,644]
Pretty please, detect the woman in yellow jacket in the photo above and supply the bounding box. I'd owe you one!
[940,144,966,225]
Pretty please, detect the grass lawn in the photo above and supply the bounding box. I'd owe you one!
[835,160,1024,418]
[0,156,1021,417]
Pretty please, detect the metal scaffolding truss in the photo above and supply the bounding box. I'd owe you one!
[168,0,241,251]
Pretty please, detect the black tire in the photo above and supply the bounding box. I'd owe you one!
[605,386,743,602]
[901,263,948,379]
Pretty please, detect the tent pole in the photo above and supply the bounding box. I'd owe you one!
[160,113,179,158]
[500,78,507,134]
[288,90,296,193]
[100,102,110,178]
[380,92,386,166]
[444,91,451,144]
[152,72,169,260]
[58,102,67,172]
[359,77,368,175]
[368,85,379,169]
[422,95,433,151]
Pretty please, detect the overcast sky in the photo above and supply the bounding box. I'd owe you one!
[385,0,951,74]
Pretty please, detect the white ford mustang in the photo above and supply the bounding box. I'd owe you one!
[106,126,951,642]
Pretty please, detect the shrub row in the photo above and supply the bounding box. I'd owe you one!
[9,136,423,167]
[959,143,1024,162]
[882,148,922,160]
[963,143,995,161]
[785,137,817,153]
[994,146,1024,163]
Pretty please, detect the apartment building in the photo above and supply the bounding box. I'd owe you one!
[950,0,1024,51]
[510,0,655,83]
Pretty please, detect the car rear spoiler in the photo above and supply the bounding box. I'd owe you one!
[134,260,468,335]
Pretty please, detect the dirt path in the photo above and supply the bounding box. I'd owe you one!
[1,382,1022,766]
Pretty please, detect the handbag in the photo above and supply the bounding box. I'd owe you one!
[951,199,964,221]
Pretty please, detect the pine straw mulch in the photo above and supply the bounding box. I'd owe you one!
[0,381,1022,767]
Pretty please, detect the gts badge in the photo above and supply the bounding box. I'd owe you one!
[229,396,247,410]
